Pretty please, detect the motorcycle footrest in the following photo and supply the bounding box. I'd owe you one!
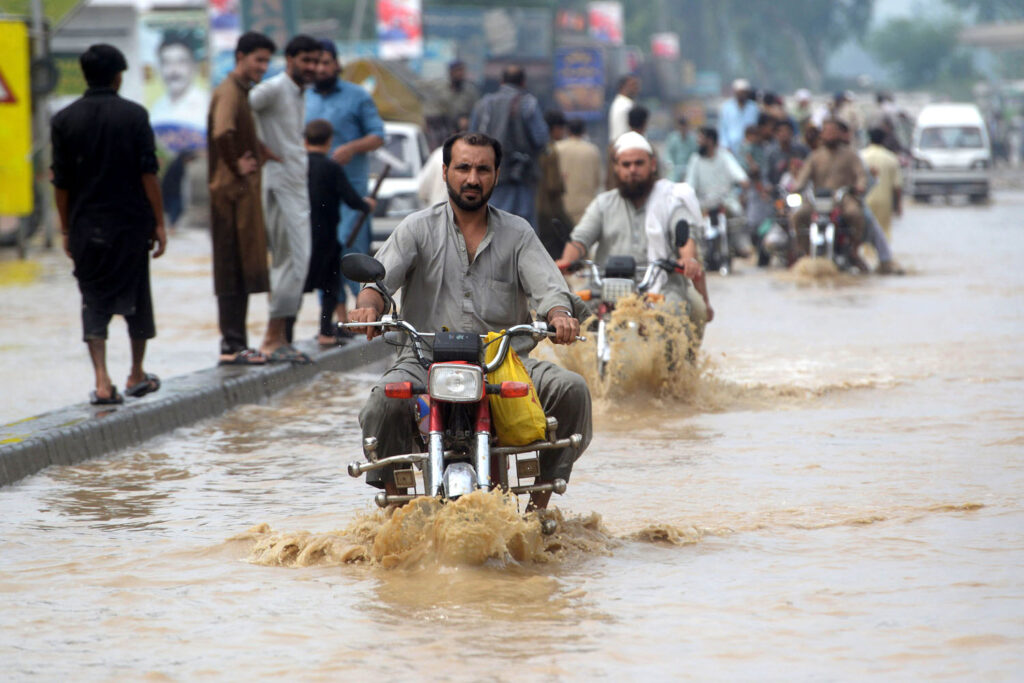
[348,453,426,477]
[374,492,418,508]
[510,478,567,496]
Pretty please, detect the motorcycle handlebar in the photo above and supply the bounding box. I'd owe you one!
[338,319,585,372]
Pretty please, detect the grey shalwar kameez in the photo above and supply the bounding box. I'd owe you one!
[358,202,592,488]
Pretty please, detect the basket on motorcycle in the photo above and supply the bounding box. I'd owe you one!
[484,330,547,446]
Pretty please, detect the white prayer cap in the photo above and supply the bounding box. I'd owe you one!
[613,131,653,155]
[795,88,811,102]
[732,78,751,92]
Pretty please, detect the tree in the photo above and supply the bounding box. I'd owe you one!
[868,17,978,94]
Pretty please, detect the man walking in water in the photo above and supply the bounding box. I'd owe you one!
[52,44,167,404]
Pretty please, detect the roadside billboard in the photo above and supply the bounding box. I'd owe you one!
[553,46,605,121]
[0,20,32,215]
[377,0,423,59]
[138,11,210,153]
[587,1,623,46]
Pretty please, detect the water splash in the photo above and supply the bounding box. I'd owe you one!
[234,489,614,570]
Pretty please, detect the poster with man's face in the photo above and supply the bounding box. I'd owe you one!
[139,11,210,153]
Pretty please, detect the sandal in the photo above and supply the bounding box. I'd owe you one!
[125,373,161,398]
[266,345,313,365]
[218,349,268,366]
[90,386,124,405]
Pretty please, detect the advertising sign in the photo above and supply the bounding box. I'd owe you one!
[210,0,241,87]
[553,46,604,121]
[651,32,680,59]
[138,11,210,153]
[377,0,423,59]
[0,21,33,215]
[587,1,624,46]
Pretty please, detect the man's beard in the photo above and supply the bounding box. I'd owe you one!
[446,179,493,211]
[824,139,841,150]
[617,174,655,201]
[314,75,337,92]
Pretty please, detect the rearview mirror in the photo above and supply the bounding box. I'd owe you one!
[341,253,386,283]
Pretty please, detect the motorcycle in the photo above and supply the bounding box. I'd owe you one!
[786,186,864,271]
[702,205,732,276]
[757,185,797,268]
[339,253,584,534]
[568,256,690,379]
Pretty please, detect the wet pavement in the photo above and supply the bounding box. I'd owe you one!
[1,192,1022,679]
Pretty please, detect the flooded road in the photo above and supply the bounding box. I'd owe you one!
[2,192,1023,679]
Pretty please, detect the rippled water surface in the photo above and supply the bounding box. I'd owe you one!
[2,193,1023,679]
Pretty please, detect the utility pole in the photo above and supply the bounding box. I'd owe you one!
[28,0,52,254]
[350,0,367,44]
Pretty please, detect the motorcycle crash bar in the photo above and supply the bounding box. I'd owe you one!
[491,434,583,457]
[372,479,567,508]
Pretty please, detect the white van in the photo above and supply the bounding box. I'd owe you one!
[909,103,991,202]
[368,121,429,251]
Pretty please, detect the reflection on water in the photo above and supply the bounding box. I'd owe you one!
[2,194,1024,678]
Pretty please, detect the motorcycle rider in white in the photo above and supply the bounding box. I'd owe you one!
[556,131,713,341]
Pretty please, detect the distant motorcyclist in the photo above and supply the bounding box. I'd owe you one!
[788,118,866,257]
[684,127,751,256]
[555,132,711,337]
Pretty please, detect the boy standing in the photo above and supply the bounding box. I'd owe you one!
[302,119,374,345]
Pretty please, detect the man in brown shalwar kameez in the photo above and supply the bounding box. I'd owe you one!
[207,31,276,365]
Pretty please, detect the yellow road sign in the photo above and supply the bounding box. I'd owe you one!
[0,21,33,215]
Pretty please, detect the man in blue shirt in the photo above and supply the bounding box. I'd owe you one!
[305,40,384,333]
[718,78,760,155]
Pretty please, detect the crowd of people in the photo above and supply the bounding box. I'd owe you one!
[52,33,905,508]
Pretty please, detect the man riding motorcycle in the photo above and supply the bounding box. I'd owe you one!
[788,118,867,259]
[554,132,712,339]
[348,132,591,510]
[684,127,752,257]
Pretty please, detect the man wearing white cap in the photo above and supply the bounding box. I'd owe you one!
[718,78,760,155]
[555,132,712,340]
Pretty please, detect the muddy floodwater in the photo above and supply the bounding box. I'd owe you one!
[2,193,1023,680]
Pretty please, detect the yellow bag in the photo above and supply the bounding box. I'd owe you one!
[484,330,547,446]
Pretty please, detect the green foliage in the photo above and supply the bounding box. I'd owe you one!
[868,17,978,96]
[942,0,1024,22]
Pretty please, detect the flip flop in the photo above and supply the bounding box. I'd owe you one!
[125,373,161,398]
[90,386,123,405]
[218,349,268,366]
[266,345,313,365]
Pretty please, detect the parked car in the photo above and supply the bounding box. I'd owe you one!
[369,121,430,251]
[908,103,991,203]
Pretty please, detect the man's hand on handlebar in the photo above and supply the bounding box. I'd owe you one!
[347,289,387,340]
[347,308,381,340]
[547,309,580,345]
[677,256,703,280]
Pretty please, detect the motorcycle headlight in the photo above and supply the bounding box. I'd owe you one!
[785,193,803,208]
[428,363,483,402]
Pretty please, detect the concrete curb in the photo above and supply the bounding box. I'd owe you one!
[0,338,393,487]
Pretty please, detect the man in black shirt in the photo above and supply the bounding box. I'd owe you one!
[51,44,167,405]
